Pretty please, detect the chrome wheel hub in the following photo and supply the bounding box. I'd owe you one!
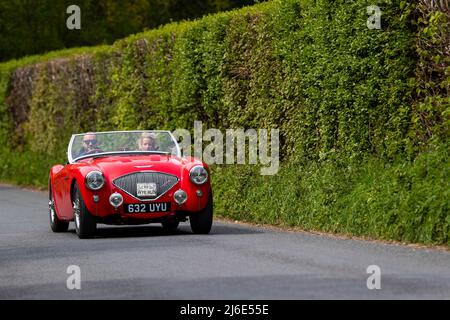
[49,200,56,223]
[73,199,80,229]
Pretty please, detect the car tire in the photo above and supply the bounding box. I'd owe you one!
[49,184,69,233]
[190,194,213,234]
[161,220,180,233]
[73,183,97,239]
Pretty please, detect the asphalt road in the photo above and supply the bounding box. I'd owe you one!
[0,184,449,300]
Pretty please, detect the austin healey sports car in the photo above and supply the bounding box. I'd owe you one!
[48,130,213,238]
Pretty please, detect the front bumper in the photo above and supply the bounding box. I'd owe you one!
[80,183,210,222]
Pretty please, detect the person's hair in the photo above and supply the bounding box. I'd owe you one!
[83,132,97,141]
[138,132,156,149]
[140,132,154,141]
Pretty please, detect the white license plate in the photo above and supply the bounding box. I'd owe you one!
[137,183,157,197]
[124,202,171,214]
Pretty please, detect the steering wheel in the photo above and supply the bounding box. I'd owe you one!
[86,148,104,155]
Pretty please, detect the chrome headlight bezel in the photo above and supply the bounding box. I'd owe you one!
[109,192,123,208]
[173,189,187,205]
[189,165,208,185]
[85,170,105,191]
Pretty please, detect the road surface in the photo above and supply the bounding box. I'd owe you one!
[0,185,449,299]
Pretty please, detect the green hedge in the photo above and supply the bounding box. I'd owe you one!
[0,0,448,245]
[213,142,449,244]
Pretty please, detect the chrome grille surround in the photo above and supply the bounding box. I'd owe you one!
[112,171,179,201]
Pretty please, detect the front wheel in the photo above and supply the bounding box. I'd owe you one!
[190,194,213,234]
[49,184,69,233]
[73,184,97,239]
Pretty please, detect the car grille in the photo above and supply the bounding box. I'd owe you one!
[113,172,179,201]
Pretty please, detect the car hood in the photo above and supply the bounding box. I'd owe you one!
[80,155,188,181]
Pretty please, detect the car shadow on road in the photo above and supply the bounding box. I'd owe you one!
[210,223,264,235]
[66,222,263,239]
[68,225,190,239]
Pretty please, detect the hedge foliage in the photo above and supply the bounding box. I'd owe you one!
[0,0,448,245]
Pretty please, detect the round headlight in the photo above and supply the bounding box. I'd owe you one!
[189,165,208,185]
[174,189,187,205]
[85,171,105,190]
[109,193,123,208]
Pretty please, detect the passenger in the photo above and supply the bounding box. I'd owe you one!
[138,133,158,151]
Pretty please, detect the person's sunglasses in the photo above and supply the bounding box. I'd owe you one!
[83,139,97,145]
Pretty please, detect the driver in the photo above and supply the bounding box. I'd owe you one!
[77,132,103,157]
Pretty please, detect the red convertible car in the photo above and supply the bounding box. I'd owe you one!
[49,130,213,238]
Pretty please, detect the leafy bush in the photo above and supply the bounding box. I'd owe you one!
[213,141,449,245]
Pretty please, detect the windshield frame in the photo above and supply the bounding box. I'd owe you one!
[67,130,181,164]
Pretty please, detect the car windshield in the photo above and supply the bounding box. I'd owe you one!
[68,131,179,163]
